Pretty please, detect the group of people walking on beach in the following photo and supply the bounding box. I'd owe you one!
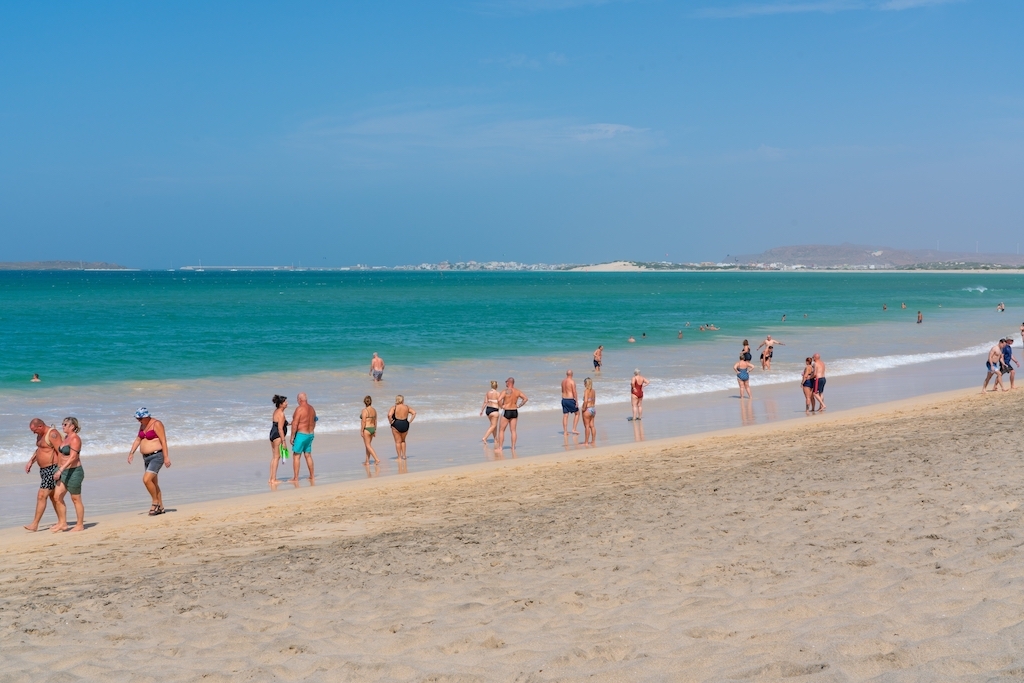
[23,407,171,532]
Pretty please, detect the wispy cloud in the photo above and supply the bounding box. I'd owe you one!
[877,0,964,9]
[697,0,968,18]
[698,0,862,18]
[285,106,653,170]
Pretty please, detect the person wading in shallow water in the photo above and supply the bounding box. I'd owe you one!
[561,370,580,436]
[289,393,317,481]
[630,369,649,421]
[496,378,528,451]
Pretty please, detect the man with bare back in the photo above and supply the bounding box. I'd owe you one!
[369,353,385,382]
[289,393,317,481]
[812,353,827,412]
[496,377,529,451]
[561,370,580,435]
[24,418,61,531]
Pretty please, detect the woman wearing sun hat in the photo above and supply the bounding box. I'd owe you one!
[127,408,171,516]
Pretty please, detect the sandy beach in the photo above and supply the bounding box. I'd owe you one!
[3,387,1024,681]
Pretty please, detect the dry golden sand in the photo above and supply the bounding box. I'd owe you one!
[3,390,1024,682]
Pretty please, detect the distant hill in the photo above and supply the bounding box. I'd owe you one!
[726,243,1024,268]
[0,261,128,271]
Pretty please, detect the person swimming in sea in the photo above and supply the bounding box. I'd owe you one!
[30,373,41,382]
[128,408,170,516]
[388,395,416,460]
[269,395,289,483]
[360,396,379,465]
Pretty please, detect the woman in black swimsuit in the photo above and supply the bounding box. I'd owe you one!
[269,395,289,483]
[800,358,815,412]
[388,395,417,460]
[741,340,752,362]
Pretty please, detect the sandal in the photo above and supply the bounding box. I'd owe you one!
[148,504,163,516]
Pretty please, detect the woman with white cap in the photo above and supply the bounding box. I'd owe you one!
[127,408,171,516]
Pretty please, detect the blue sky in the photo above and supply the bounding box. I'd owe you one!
[1,0,1020,267]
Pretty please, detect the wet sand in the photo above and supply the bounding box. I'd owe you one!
[2,387,1024,681]
[0,350,992,527]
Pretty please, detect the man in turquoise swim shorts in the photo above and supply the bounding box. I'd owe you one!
[289,393,317,481]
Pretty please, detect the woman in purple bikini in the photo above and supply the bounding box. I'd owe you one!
[128,408,170,516]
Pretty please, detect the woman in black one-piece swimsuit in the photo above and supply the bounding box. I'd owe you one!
[269,395,289,484]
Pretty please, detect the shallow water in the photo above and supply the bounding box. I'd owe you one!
[2,270,1021,464]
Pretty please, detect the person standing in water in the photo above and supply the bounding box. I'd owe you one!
[52,417,85,532]
[581,377,596,446]
[369,353,385,382]
[917,311,923,324]
[128,408,170,516]
[289,393,317,481]
[561,370,580,435]
[496,378,529,450]
[480,381,501,443]
[811,354,827,411]
[269,395,289,484]
[23,418,61,531]
[757,335,784,371]
[593,346,603,371]
[360,396,379,465]
[630,369,649,421]
[801,357,815,412]
[741,340,752,362]
[388,395,416,460]
[734,355,754,399]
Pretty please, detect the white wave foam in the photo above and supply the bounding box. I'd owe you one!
[0,341,996,465]
[964,286,988,293]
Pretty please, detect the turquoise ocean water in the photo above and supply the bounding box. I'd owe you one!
[1,270,1021,464]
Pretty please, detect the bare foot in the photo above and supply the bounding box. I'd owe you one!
[23,525,39,532]
[70,526,85,532]
[572,430,580,435]
[50,524,68,533]
[288,478,299,483]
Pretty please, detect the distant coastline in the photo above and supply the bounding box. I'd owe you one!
[6,242,1024,273]
[0,261,130,271]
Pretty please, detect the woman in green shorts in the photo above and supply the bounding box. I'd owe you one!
[360,396,380,466]
[52,417,85,532]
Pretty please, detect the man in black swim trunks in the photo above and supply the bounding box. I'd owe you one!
[496,377,528,451]
[593,346,603,371]
[812,353,827,411]
[24,418,61,531]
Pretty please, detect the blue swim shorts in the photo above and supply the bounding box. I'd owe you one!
[292,432,315,454]
[561,398,578,414]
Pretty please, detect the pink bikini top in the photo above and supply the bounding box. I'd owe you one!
[138,429,158,440]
